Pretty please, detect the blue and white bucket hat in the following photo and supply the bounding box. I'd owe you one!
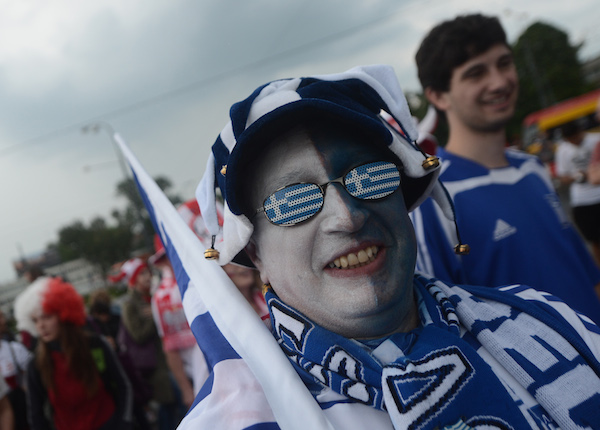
[196,64,456,266]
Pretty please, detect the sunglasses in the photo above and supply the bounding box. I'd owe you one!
[255,160,402,226]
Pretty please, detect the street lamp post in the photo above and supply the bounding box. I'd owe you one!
[81,122,154,252]
[81,122,130,183]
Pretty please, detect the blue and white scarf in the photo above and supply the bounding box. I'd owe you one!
[266,276,600,429]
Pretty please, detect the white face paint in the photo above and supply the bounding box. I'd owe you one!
[247,126,418,338]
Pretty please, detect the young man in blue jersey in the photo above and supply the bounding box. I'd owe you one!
[184,65,600,430]
[413,13,600,325]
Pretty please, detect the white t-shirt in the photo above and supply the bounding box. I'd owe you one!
[0,377,8,399]
[555,133,600,206]
[0,340,32,389]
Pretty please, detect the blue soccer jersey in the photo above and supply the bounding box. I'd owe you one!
[411,147,600,325]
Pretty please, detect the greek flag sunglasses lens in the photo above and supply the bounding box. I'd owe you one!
[262,161,400,226]
[343,161,401,200]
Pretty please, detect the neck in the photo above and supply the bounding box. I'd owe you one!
[445,121,508,168]
[356,300,419,340]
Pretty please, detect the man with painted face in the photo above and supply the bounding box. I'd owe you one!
[411,13,600,326]
[194,65,600,429]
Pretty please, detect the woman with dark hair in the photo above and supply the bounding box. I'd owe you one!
[23,277,132,430]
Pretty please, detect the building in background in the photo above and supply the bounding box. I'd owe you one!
[12,248,61,278]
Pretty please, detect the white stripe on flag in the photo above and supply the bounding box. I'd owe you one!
[114,133,334,430]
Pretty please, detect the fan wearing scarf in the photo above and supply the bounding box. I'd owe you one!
[193,65,600,430]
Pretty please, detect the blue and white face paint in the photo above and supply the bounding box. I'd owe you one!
[247,126,418,339]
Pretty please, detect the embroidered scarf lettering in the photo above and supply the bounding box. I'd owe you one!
[265,277,600,430]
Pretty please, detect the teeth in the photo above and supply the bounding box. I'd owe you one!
[329,246,379,269]
[340,256,348,268]
[347,253,359,266]
[486,95,508,104]
[357,250,368,263]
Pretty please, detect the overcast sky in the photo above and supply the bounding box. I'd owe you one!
[0,0,598,283]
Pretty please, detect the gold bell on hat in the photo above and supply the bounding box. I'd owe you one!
[454,243,470,255]
[422,156,440,170]
[204,235,220,260]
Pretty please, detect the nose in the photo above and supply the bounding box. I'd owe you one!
[488,66,513,92]
[319,183,368,233]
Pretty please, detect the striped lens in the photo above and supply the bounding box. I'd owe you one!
[261,161,401,226]
[263,183,324,226]
[344,161,401,200]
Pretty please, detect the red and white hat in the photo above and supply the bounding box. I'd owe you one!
[14,276,86,336]
[108,258,149,287]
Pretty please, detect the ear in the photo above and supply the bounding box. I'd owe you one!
[245,240,269,284]
[424,87,450,112]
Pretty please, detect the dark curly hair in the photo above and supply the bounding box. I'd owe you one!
[416,14,508,93]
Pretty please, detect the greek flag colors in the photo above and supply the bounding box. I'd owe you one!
[261,161,401,226]
[345,161,401,200]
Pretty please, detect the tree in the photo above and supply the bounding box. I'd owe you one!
[113,175,183,250]
[54,217,133,276]
[508,21,592,139]
[51,175,182,275]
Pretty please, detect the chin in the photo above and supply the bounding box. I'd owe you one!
[476,117,511,133]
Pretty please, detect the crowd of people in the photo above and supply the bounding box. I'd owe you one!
[1,10,599,430]
[180,12,600,429]
[0,238,266,429]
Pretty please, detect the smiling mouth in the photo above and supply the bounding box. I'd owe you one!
[328,245,379,269]
[482,91,513,106]
[487,96,507,104]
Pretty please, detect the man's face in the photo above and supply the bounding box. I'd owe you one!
[247,126,417,338]
[431,44,518,133]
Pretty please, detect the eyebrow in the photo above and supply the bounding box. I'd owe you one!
[268,169,317,192]
[459,63,485,79]
[459,50,514,80]
[497,52,514,63]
